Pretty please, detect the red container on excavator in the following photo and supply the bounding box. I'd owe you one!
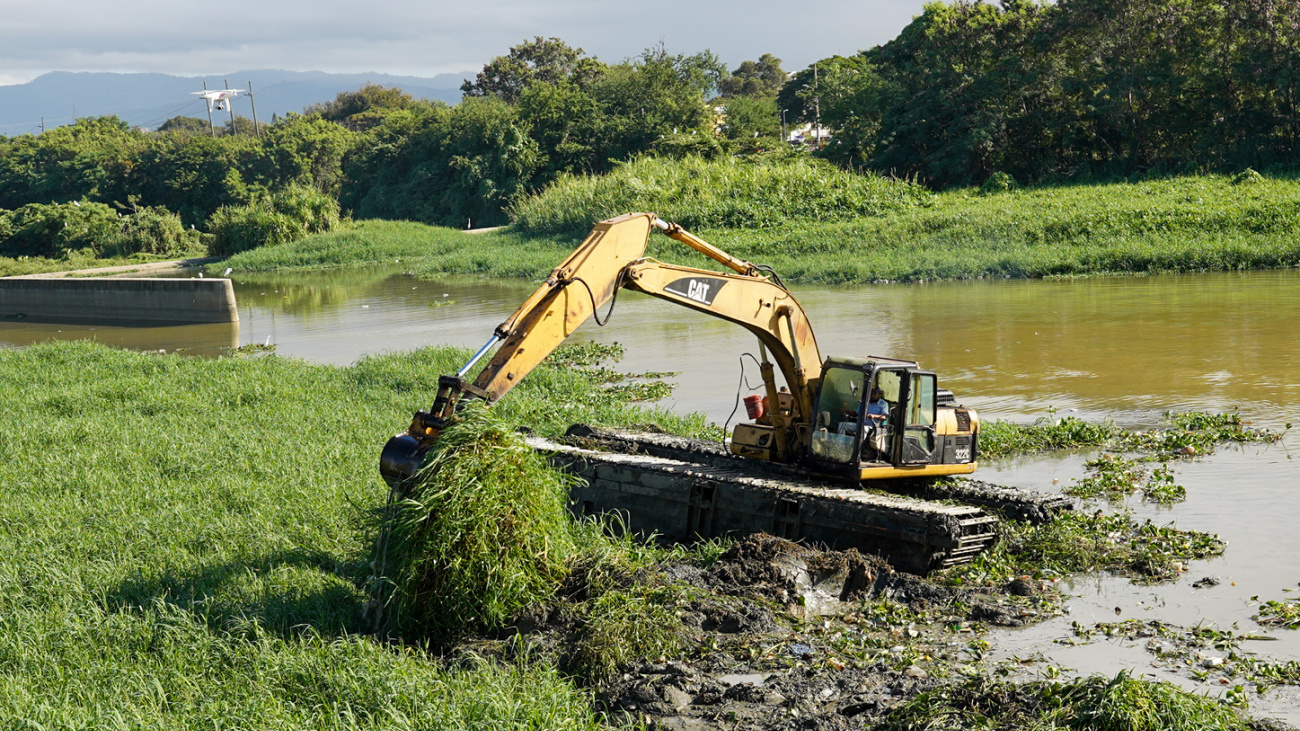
[743,394,765,419]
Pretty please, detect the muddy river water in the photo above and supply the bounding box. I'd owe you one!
[4,266,1300,717]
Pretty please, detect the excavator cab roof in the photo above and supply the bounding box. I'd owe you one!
[824,355,921,371]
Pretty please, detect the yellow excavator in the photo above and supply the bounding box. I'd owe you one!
[380,212,979,489]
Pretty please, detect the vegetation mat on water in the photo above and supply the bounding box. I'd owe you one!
[1066,618,1300,697]
[879,671,1249,731]
[944,510,1226,588]
[371,405,576,641]
[979,410,1280,460]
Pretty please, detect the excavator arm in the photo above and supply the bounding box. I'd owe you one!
[380,212,822,487]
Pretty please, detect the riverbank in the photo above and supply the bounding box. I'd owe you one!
[1,338,1293,728]
[212,173,1300,284]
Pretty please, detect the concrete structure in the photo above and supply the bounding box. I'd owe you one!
[0,277,238,325]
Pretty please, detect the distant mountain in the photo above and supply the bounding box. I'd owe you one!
[0,69,472,136]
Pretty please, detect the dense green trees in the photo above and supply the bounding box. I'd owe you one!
[0,201,201,258]
[2,4,1298,261]
[793,0,1300,186]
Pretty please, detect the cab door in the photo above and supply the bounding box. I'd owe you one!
[807,365,866,469]
[895,370,938,465]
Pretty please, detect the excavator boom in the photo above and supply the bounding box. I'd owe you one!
[380,213,821,486]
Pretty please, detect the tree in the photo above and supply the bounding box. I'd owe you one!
[308,83,413,130]
[590,46,726,159]
[716,96,781,152]
[0,117,149,209]
[122,135,257,228]
[222,115,260,137]
[251,115,358,196]
[717,54,787,98]
[461,37,606,103]
[344,97,539,227]
[157,116,211,137]
[516,80,608,180]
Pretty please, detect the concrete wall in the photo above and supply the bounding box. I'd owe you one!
[0,277,238,325]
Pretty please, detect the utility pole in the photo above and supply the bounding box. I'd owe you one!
[247,81,261,138]
[224,79,237,133]
[203,79,216,138]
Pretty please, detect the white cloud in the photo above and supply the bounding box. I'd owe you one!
[0,0,929,83]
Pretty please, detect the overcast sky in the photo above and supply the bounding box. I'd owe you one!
[0,0,931,86]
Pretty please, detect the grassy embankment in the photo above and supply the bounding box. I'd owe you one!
[217,158,1300,284]
[0,340,716,727]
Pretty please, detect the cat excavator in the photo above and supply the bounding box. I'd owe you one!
[380,212,979,490]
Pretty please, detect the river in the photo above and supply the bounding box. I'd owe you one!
[3,265,1298,718]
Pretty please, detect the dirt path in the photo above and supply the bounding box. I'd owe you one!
[7,256,224,278]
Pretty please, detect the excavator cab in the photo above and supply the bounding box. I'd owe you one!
[807,356,976,480]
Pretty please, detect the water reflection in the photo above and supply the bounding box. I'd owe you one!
[6,267,1296,429]
[0,319,238,353]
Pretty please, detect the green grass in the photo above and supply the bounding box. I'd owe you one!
[0,338,1274,725]
[0,339,710,727]
[213,172,1300,286]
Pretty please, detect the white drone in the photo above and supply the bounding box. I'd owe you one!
[192,88,243,113]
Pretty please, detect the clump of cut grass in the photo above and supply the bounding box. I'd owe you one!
[880,671,1249,731]
[371,404,577,641]
[568,582,689,681]
[509,155,935,236]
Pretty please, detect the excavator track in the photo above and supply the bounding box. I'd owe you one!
[529,433,1002,574]
[563,425,1073,524]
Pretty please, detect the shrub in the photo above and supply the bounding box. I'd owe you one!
[0,201,121,257]
[509,154,935,236]
[979,171,1019,194]
[207,205,304,256]
[109,204,204,257]
[207,184,341,256]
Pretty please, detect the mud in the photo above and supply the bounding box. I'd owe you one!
[458,534,1072,730]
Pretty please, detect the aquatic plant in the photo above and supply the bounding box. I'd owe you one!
[980,410,1278,460]
[1067,455,1187,505]
[945,510,1225,587]
[880,671,1249,731]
